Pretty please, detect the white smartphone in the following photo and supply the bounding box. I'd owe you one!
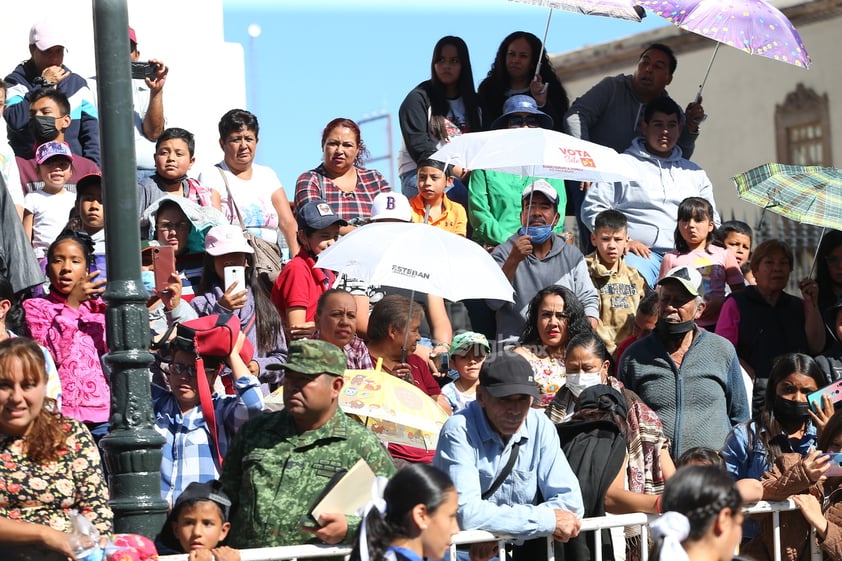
[224,266,246,292]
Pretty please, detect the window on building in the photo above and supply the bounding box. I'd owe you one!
[775,83,832,166]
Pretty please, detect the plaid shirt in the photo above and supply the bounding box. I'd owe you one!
[294,164,391,223]
[153,374,264,506]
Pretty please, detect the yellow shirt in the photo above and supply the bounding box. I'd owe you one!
[409,194,467,236]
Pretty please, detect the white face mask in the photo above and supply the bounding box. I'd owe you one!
[565,372,603,397]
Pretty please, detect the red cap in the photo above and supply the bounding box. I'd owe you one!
[129,27,137,44]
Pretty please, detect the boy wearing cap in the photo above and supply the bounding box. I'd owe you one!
[409,159,467,236]
[490,181,599,340]
[221,339,396,549]
[620,265,748,457]
[23,140,76,260]
[156,480,239,558]
[440,332,490,413]
[272,199,348,341]
[4,18,100,164]
[152,321,263,506]
[434,351,584,561]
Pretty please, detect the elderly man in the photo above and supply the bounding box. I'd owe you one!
[5,19,100,165]
[490,181,599,340]
[619,266,749,457]
[580,97,720,287]
[435,352,583,561]
[220,340,396,548]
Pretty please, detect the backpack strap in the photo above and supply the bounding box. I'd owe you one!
[482,439,522,500]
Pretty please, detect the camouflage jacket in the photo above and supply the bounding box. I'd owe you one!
[220,407,396,548]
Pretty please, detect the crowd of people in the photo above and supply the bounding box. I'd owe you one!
[2,17,841,561]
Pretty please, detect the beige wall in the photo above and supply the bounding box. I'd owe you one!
[553,0,842,226]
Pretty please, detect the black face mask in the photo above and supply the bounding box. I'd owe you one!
[29,115,60,144]
[655,318,696,338]
[773,396,810,423]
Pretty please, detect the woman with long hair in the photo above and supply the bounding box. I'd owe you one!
[649,465,743,561]
[514,285,592,408]
[0,337,112,560]
[477,31,569,132]
[397,36,481,198]
[350,464,459,561]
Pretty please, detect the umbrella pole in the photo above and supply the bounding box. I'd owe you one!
[808,227,826,279]
[695,42,720,102]
[535,7,553,77]
[401,291,416,363]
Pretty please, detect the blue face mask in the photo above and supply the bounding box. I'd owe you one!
[140,270,156,294]
[518,224,554,244]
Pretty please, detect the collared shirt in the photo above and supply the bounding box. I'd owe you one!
[409,194,467,236]
[434,401,584,539]
[272,248,335,322]
[294,164,391,224]
[721,420,818,481]
[152,374,264,506]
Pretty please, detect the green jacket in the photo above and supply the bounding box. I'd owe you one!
[220,407,397,548]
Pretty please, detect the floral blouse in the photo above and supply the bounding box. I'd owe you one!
[0,417,112,534]
[516,348,565,408]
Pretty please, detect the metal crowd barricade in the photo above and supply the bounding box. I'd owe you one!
[159,499,807,561]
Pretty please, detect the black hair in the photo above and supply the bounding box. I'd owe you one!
[196,253,283,355]
[746,353,826,467]
[478,31,569,125]
[565,331,615,378]
[349,464,455,561]
[713,220,753,247]
[316,288,353,316]
[637,291,660,317]
[593,209,628,232]
[425,36,482,138]
[417,158,453,177]
[674,197,715,253]
[641,43,678,74]
[0,276,30,337]
[815,230,842,312]
[651,465,742,561]
[675,447,726,469]
[29,88,70,116]
[47,229,96,271]
[218,108,259,140]
[519,285,593,348]
[156,127,196,157]
[643,96,682,123]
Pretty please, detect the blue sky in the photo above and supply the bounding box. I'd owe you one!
[221,0,667,195]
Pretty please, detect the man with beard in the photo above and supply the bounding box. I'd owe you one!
[489,181,599,341]
[618,265,748,457]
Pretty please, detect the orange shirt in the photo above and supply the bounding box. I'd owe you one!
[409,194,467,236]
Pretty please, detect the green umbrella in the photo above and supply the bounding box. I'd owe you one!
[733,163,842,231]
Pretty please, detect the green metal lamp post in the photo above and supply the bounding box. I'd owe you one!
[92,0,168,536]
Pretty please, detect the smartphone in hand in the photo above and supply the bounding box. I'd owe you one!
[823,453,842,477]
[151,246,176,294]
[224,266,246,292]
[808,379,842,412]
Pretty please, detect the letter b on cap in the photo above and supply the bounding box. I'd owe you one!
[386,196,395,210]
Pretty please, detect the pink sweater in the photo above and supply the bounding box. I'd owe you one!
[23,293,110,423]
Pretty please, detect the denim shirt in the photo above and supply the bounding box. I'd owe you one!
[721,420,818,481]
[434,401,584,539]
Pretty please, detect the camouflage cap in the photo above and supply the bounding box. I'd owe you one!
[270,339,346,377]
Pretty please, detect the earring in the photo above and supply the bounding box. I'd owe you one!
[421,525,428,530]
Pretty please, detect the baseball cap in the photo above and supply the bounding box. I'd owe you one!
[522,180,559,206]
[75,173,102,193]
[490,95,554,130]
[269,339,346,376]
[35,141,72,165]
[658,265,704,297]
[204,224,254,256]
[158,480,231,551]
[370,192,411,222]
[450,331,490,356]
[129,27,138,44]
[29,19,66,51]
[479,353,539,398]
[297,200,348,230]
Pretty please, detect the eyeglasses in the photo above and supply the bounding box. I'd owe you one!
[156,221,190,233]
[507,115,540,128]
[161,361,197,378]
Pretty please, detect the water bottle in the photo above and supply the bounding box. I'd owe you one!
[68,510,104,561]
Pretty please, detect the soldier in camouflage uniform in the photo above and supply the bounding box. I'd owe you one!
[220,339,396,548]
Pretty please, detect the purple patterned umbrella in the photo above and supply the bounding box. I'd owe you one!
[638,0,810,98]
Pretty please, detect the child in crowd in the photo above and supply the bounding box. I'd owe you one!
[272,199,346,341]
[714,220,754,285]
[192,224,287,385]
[440,331,490,413]
[156,479,240,560]
[409,158,467,236]
[614,291,659,366]
[23,141,77,261]
[23,229,109,441]
[658,197,744,329]
[676,446,763,503]
[71,173,107,278]
[153,318,263,506]
[585,209,647,355]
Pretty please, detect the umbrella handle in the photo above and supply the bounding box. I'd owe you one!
[695,42,720,104]
[534,7,553,78]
